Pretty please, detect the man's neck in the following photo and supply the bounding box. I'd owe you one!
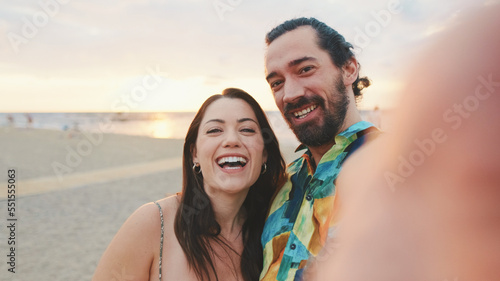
[308,110,363,167]
[309,141,335,168]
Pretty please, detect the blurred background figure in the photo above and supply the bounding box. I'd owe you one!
[67,121,82,139]
[7,114,14,127]
[312,4,500,281]
[25,113,33,128]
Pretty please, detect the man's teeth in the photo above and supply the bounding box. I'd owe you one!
[217,156,247,167]
[293,105,317,119]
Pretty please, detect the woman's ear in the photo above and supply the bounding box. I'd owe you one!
[263,149,268,164]
[191,144,198,164]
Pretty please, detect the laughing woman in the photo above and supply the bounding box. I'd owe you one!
[92,88,286,281]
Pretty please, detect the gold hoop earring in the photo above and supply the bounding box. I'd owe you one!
[261,163,267,175]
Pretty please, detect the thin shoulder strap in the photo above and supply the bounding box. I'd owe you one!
[154,201,164,281]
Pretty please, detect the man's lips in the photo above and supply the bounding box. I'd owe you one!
[290,104,318,119]
[284,96,324,121]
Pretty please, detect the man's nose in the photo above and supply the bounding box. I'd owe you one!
[282,78,305,105]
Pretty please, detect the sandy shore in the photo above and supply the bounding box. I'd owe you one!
[0,128,185,281]
[0,127,300,281]
[0,127,185,180]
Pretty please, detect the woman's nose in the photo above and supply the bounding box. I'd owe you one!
[222,129,241,147]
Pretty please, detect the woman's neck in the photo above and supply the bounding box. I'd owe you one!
[208,192,247,240]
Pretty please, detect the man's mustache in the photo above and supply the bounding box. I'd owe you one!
[284,96,324,115]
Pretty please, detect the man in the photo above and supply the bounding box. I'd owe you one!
[312,5,500,280]
[260,17,379,281]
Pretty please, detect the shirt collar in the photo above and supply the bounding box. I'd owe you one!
[294,121,375,153]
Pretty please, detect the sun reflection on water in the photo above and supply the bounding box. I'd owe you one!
[150,119,174,139]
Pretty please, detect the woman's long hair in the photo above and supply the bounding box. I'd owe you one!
[174,88,286,281]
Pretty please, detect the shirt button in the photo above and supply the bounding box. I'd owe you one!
[306,194,313,201]
[290,243,296,250]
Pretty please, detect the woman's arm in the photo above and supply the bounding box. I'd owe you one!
[92,203,160,281]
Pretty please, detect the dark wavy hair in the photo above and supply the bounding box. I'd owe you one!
[174,88,287,281]
[266,17,371,101]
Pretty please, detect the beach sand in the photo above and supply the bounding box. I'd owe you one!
[0,128,185,281]
[0,127,299,281]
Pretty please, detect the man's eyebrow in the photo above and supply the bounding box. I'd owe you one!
[266,72,277,83]
[266,56,317,82]
[289,56,317,67]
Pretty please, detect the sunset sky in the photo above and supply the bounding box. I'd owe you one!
[0,0,495,112]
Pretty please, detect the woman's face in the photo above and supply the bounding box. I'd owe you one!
[193,98,267,197]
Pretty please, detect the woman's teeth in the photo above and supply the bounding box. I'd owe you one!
[217,156,247,168]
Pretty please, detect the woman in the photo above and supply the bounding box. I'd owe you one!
[93,88,286,281]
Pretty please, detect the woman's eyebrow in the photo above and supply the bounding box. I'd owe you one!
[204,119,224,124]
[237,118,258,124]
[204,118,258,125]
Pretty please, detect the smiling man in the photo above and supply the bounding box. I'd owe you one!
[260,18,380,281]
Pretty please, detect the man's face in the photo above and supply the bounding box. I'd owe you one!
[265,26,350,147]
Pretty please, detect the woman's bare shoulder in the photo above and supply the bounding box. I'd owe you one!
[92,196,180,281]
[153,194,181,222]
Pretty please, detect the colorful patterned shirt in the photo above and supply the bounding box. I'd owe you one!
[260,121,378,281]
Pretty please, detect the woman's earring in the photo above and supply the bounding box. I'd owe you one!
[261,163,267,175]
[193,162,202,174]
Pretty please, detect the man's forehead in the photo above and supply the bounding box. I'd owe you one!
[266,26,318,56]
[265,26,325,73]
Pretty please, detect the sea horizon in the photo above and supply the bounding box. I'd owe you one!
[0,110,385,144]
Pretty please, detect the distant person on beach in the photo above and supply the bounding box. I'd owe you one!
[7,114,14,127]
[25,113,33,128]
[260,17,380,280]
[65,121,81,139]
[311,5,500,281]
[93,88,286,281]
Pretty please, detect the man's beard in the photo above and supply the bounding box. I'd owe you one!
[283,78,349,147]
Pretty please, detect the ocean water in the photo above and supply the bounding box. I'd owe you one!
[0,111,382,145]
[0,112,295,142]
[0,112,197,139]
